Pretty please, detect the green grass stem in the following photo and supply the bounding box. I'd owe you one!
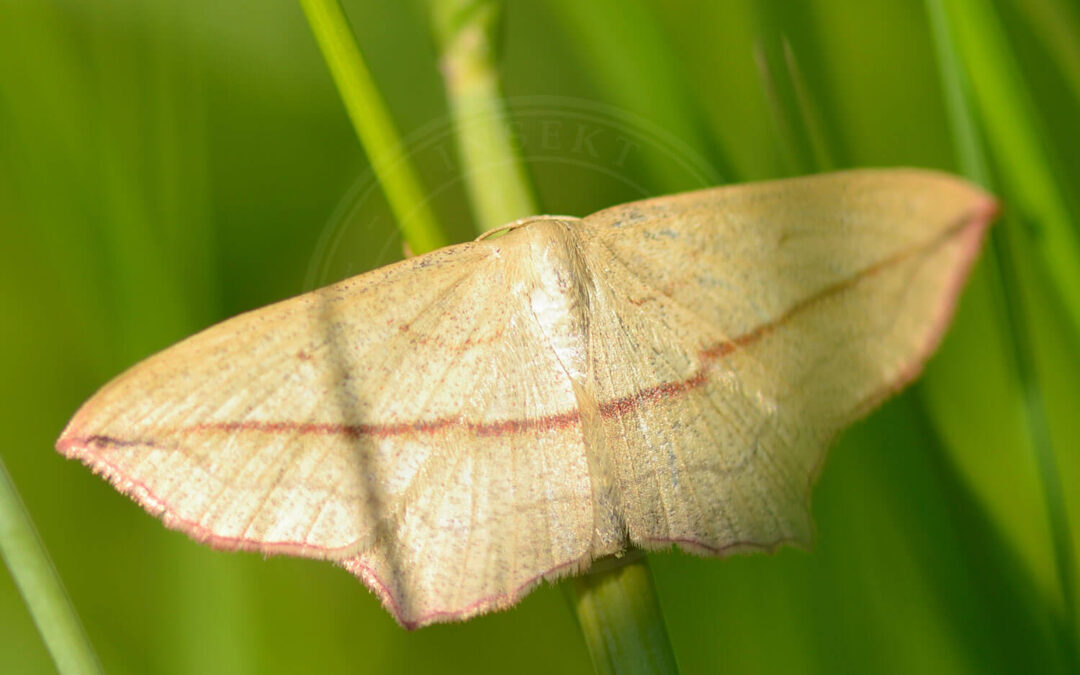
[940,0,1080,347]
[427,3,678,671]
[299,0,449,254]
[541,0,732,189]
[0,459,102,675]
[425,0,535,231]
[427,0,537,231]
[750,10,837,177]
[569,552,679,675]
[781,38,835,172]
[753,41,806,176]
[1010,0,1080,108]
[927,0,1078,663]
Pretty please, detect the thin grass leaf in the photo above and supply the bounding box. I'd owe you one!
[756,7,1069,670]
[540,0,732,189]
[427,0,537,231]
[1007,0,1080,108]
[426,3,678,671]
[569,554,679,675]
[0,459,103,675]
[749,3,813,177]
[750,1,848,176]
[145,12,219,327]
[991,212,1080,671]
[88,7,198,362]
[893,396,1067,674]
[748,9,839,176]
[752,41,805,176]
[781,38,835,172]
[942,0,1080,348]
[2,5,246,672]
[927,0,1078,663]
[299,0,449,254]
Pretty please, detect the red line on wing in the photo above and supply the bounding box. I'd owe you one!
[77,210,983,448]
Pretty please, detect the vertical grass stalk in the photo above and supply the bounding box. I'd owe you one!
[750,3,820,176]
[781,39,835,172]
[299,0,449,254]
[426,2,678,672]
[753,42,806,176]
[541,0,733,189]
[752,17,839,177]
[940,0,1080,346]
[428,0,537,231]
[927,0,1078,664]
[1008,0,1080,108]
[0,459,102,674]
[569,553,679,675]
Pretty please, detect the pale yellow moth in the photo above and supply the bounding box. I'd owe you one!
[58,169,996,627]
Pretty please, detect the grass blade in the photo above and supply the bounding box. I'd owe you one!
[299,0,449,254]
[749,7,840,177]
[427,3,678,671]
[942,0,1080,346]
[749,2,843,176]
[0,459,102,675]
[540,0,732,189]
[1008,0,1080,108]
[927,0,1078,663]
[781,38,836,172]
[427,0,537,231]
[569,553,679,675]
[753,40,806,176]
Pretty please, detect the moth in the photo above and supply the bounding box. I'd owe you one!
[57,169,996,628]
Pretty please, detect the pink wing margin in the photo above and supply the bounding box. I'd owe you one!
[55,188,999,629]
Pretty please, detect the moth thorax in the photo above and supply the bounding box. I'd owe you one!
[526,220,591,383]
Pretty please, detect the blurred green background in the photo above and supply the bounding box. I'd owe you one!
[2,0,1079,672]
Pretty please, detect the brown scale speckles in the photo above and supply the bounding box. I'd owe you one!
[86,434,146,449]
[459,328,506,348]
[58,433,176,456]
[64,220,952,456]
[468,410,582,438]
[160,317,777,444]
[157,211,971,445]
[702,341,737,360]
[397,326,507,350]
[598,369,709,419]
[54,170,997,629]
